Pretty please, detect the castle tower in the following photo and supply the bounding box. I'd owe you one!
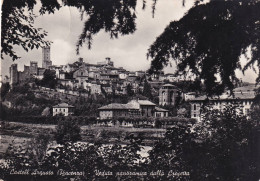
[42,46,52,69]
[159,84,181,106]
[9,64,18,85]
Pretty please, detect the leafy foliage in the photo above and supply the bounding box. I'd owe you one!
[1,0,58,60]
[142,80,152,99]
[148,0,260,95]
[55,116,81,144]
[40,69,57,89]
[1,106,259,180]
[126,84,134,97]
[148,105,259,180]
[194,106,258,180]
[72,0,138,54]
[1,0,144,60]
[0,82,10,100]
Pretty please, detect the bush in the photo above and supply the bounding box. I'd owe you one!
[55,116,81,144]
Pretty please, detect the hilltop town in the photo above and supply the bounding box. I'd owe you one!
[1,46,258,127]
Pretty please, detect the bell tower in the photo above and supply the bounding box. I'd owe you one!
[42,46,52,69]
[159,84,181,106]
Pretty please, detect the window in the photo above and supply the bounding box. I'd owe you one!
[194,114,196,117]
[194,104,196,110]
[64,109,65,112]
[81,72,83,76]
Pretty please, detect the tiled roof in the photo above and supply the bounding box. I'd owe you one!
[99,100,157,110]
[162,84,176,87]
[98,103,130,110]
[233,85,260,92]
[53,103,74,108]
[137,100,156,106]
[190,91,256,102]
[155,107,169,112]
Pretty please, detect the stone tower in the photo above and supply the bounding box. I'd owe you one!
[42,46,52,69]
[9,64,18,85]
[159,84,181,106]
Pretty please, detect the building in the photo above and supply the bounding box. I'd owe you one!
[155,107,169,117]
[189,86,257,121]
[53,103,75,116]
[90,83,101,94]
[61,64,78,72]
[89,71,100,80]
[159,84,181,106]
[98,103,130,120]
[73,67,88,88]
[42,46,52,69]
[9,64,18,85]
[165,73,178,82]
[135,71,145,77]
[119,72,128,80]
[184,92,196,101]
[98,99,169,119]
[29,61,38,75]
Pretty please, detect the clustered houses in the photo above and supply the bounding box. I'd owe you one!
[9,47,185,95]
[9,46,258,122]
[189,85,258,121]
[98,99,169,120]
[55,58,153,95]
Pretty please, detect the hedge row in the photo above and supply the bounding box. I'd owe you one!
[2,115,196,125]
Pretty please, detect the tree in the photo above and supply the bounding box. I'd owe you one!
[2,0,259,95]
[1,0,140,60]
[1,0,56,60]
[0,82,10,100]
[55,116,81,144]
[251,87,260,123]
[142,80,152,99]
[149,106,258,181]
[126,84,134,97]
[147,0,260,95]
[149,123,196,180]
[41,69,57,89]
[192,106,259,180]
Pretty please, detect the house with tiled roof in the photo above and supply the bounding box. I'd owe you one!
[98,99,168,119]
[189,86,258,121]
[155,107,169,117]
[53,103,75,116]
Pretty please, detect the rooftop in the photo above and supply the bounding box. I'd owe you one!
[53,103,74,108]
[98,103,130,110]
[99,100,157,110]
[162,83,176,87]
[137,100,156,106]
[155,107,169,112]
[190,91,256,102]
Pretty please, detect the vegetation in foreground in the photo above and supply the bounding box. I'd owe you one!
[0,105,259,181]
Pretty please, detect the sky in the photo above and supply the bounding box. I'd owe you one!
[1,0,258,83]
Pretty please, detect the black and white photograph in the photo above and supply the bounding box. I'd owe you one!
[0,0,259,180]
